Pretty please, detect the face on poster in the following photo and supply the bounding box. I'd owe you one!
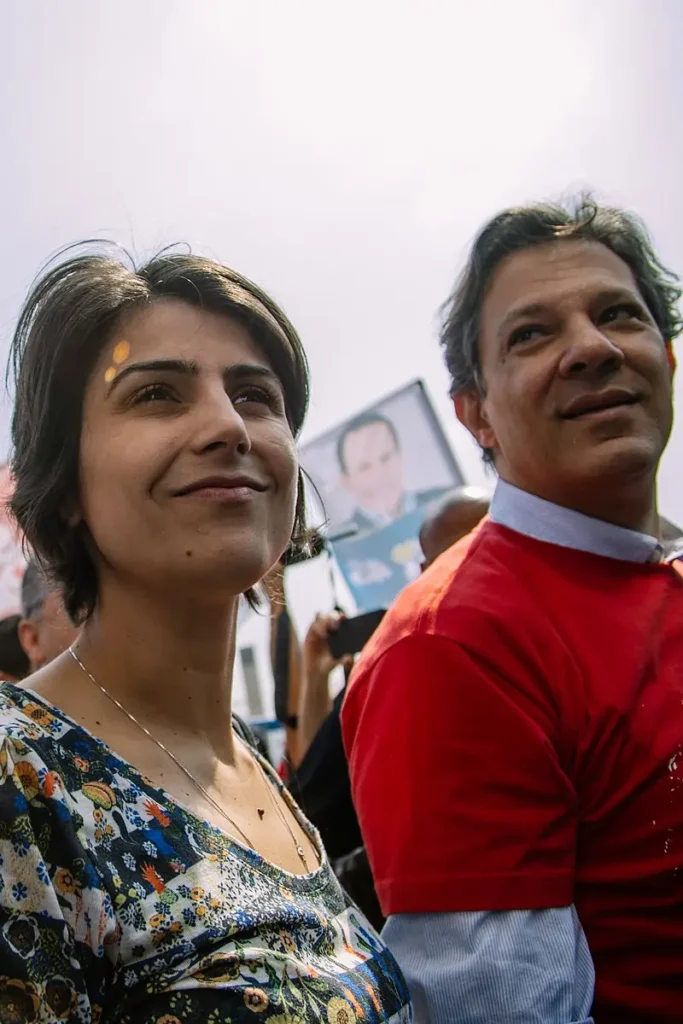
[300,381,464,611]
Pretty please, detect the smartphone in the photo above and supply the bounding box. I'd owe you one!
[328,609,386,660]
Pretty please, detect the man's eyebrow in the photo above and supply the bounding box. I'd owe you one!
[106,359,199,394]
[496,287,649,342]
[497,303,549,342]
[590,286,649,311]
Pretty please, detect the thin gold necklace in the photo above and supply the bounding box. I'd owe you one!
[68,646,310,871]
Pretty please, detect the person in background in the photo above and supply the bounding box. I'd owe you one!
[0,615,30,682]
[418,485,490,569]
[343,198,683,1023]
[18,559,79,672]
[0,246,411,1023]
[337,411,447,535]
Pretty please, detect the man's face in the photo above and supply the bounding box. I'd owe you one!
[341,422,405,517]
[19,591,79,672]
[456,240,673,511]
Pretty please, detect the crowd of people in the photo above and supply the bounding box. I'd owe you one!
[0,195,678,1023]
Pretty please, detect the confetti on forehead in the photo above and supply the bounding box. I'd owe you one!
[112,340,130,364]
[104,367,116,383]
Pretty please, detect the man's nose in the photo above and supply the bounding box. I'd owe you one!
[557,315,625,378]
[190,389,252,456]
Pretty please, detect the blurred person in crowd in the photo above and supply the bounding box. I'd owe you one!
[337,411,447,534]
[0,614,29,682]
[343,198,683,1023]
[271,490,489,930]
[0,247,411,1022]
[18,559,79,672]
[418,485,490,568]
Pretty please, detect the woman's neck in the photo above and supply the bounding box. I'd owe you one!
[76,578,240,762]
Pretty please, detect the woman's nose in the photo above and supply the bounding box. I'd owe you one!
[189,389,252,456]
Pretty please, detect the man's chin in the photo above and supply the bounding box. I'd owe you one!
[573,434,663,483]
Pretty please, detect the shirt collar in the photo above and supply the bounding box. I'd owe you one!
[490,479,663,564]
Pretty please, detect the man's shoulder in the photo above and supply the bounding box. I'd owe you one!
[353,519,537,669]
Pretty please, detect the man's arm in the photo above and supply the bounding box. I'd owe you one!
[384,909,594,1024]
[342,628,587,1019]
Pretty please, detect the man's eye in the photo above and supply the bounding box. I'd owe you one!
[131,383,176,405]
[509,325,544,347]
[600,303,643,324]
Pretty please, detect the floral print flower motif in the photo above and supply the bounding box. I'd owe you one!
[278,930,296,954]
[266,1017,305,1024]
[327,997,357,1024]
[53,869,77,895]
[0,976,41,1024]
[14,763,40,802]
[11,883,28,903]
[45,975,77,1020]
[155,1017,182,1024]
[244,988,269,1013]
[21,702,54,728]
[2,916,39,959]
[11,838,30,859]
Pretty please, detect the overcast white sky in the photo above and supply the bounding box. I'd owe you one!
[1,0,682,512]
[2,1,681,712]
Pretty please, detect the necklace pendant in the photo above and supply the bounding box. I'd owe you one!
[257,808,265,820]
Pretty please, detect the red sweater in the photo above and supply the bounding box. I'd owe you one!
[342,520,683,1022]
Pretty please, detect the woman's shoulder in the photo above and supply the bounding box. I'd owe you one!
[0,682,74,760]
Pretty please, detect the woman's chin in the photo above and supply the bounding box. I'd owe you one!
[164,546,276,598]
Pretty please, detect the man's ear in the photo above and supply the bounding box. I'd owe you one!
[453,391,497,452]
[17,619,40,671]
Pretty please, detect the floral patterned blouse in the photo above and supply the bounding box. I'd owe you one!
[0,683,411,1024]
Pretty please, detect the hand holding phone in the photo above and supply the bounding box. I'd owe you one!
[327,609,386,660]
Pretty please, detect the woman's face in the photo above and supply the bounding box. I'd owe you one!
[79,298,299,602]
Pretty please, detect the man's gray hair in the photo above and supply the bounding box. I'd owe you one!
[21,559,52,619]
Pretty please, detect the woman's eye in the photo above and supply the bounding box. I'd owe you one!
[233,385,280,409]
[600,303,643,325]
[131,383,177,405]
[509,325,544,347]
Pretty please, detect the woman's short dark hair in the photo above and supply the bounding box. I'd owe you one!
[8,247,311,622]
[440,195,682,406]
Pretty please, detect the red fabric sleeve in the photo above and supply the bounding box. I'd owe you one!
[342,631,578,915]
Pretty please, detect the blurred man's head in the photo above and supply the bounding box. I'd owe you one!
[441,198,680,528]
[337,412,405,518]
[19,561,79,672]
[0,615,30,682]
[419,486,490,568]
